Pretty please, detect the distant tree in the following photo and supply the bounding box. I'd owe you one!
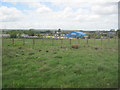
[55,31,57,34]
[76,36,80,39]
[10,33,17,38]
[58,29,61,36]
[28,29,35,36]
[96,35,101,39]
[58,29,61,32]
[110,29,115,32]
[45,30,51,34]
[81,35,85,39]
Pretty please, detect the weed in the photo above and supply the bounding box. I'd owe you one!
[54,55,62,58]
[40,59,46,62]
[39,50,42,52]
[98,65,104,71]
[28,52,34,55]
[43,63,47,65]
[53,52,57,54]
[46,50,49,52]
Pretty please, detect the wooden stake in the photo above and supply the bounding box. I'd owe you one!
[33,39,35,48]
[12,38,14,45]
[94,37,96,46]
[108,35,110,43]
[115,36,116,43]
[23,38,25,45]
[70,39,72,45]
[87,39,88,45]
[61,39,63,47]
[42,38,44,44]
[78,39,80,45]
[2,38,4,46]
[52,39,54,45]
[101,38,102,49]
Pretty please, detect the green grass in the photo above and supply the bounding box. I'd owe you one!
[2,38,118,88]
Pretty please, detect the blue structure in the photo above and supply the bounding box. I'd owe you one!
[106,32,113,35]
[65,31,87,37]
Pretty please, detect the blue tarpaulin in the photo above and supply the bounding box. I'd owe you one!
[65,31,87,37]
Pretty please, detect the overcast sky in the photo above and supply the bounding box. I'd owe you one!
[0,0,119,30]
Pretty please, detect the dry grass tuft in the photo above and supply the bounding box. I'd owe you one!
[94,46,99,50]
[61,46,67,49]
[72,44,79,49]
[18,46,22,49]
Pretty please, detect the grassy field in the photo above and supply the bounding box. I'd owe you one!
[2,38,118,88]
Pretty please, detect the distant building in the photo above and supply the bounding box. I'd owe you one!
[0,34,10,38]
[21,34,29,37]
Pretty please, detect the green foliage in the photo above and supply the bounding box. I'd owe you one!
[58,28,61,32]
[81,36,85,39]
[10,33,17,38]
[28,29,35,36]
[96,35,101,39]
[76,36,80,39]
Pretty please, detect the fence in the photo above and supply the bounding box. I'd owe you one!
[2,37,118,50]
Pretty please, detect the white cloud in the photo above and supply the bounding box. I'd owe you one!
[36,6,52,13]
[0,0,118,30]
[0,6,24,22]
[91,3,117,15]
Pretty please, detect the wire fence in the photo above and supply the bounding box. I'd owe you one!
[2,38,118,50]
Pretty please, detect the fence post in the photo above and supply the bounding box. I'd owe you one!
[42,38,44,44]
[94,37,96,46]
[70,39,72,45]
[108,35,110,43]
[61,39,63,47]
[115,36,116,43]
[101,38,102,49]
[33,39,35,48]
[52,39,54,45]
[23,38,25,45]
[78,39,80,45]
[12,38,14,45]
[87,38,88,45]
[2,38,4,47]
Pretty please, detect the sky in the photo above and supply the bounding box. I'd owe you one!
[0,0,119,30]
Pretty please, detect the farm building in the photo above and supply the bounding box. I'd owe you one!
[65,31,86,37]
